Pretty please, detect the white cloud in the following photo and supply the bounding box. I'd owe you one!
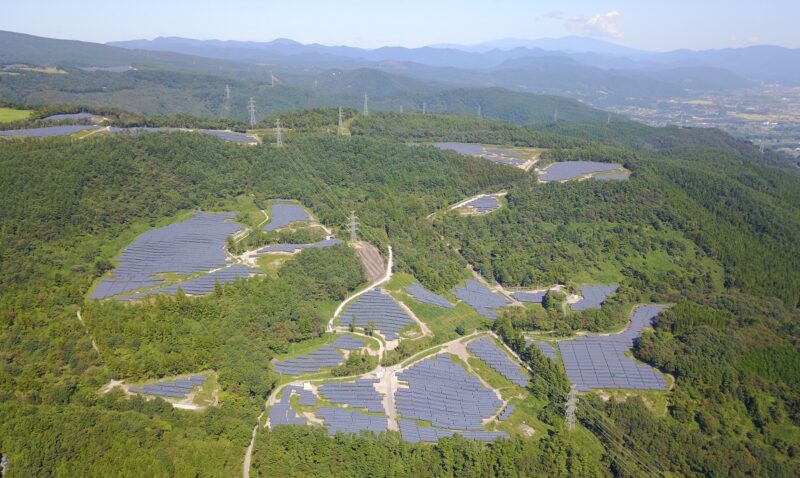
[566,10,624,38]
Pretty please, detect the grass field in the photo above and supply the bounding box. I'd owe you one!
[0,107,32,123]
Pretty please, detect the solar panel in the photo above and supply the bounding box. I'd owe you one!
[0,125,97,137]
[571,285,619,311]
[433,143,527,167]
[92,212,244,299]
[273,335,364,375]
[116,264,262,300]
[405,284,455,308]
[453,280,511,319]
[339,288,414,340]
[559,305,668,391]
[42,112,96,121]
[319,379,384,413]
[467,338,529,387]
[463,196,501,214]
[395,354,502,430]
[538,161,622,181]
[317,407,387,436]
[512,291,546,303]
[254,238,342,255]
[263,204,310,232]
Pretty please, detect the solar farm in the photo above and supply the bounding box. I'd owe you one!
[462,195,502,214]
[273,335,366,375]
[571,284,619,311]
[319,379,384,413]
[538,161,624,182]
[129,375,208,399]
[395,354,502,430]
[42,112,97,121]
[512,290,546,303]
[263,203,311,232]
[107,126,258,144]
[339,288,414,340]
[115,264,262,301]
[0,125,98,137]
[559,305,668,391]
[92,212,247,300]
[467,338,529,387]
[453,280,511,319]
[404,283,455,308]
[433,143,530,168]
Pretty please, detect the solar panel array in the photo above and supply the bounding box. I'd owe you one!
[523,339,558,360]
[560,305,668,391]
[317,406,387,436]
[498,404,515,421]
[399,420,508,443]
[263,204,310,232]
[571,285,619,311]
[255,238,342,254]
[339,288,414,340]
[464,196,501,213]
[269,388,308,426]
[196,129,257,143]
[467,338,529,387]
[453,280,511,319]
[273,335,365,375]
[539,161,622,181]
[512,291,546,303]
[115,264,262,301]
[405,284,455,308]
[433,143,527,167]
[92,212,242,299]
[319,379,384,413]
[42,112,96,121]
[395,354,502,430]
[129,375,207,398]
[593,171,630,181]
[0,125,97,137]
[293,387,318,406]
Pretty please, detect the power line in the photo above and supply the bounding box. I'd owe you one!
[338,107,344,136]
[221,85,231,118]
[422,101,427,115]
[477,104,482,117]
[363,93,369,116]
[349,210,358,242]
[565,384,578,430]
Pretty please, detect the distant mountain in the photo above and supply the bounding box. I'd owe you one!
[456,36,646,56]
[650,46,800,85]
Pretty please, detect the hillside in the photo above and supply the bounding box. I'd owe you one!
[0,109,798,476]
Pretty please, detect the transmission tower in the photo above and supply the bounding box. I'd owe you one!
[565,385,578,430]
[422,101,427,115]
[363,93,369,116]
[399,105,404,113]
[477,104,482,117]
[221,85,231,118]
[338,107,344,136]
[248,97,256,126]
[348,211,358,242]
[275,118,284,148]
[606,112,611,125]
[270,70,275,88]
[553,107,558,122]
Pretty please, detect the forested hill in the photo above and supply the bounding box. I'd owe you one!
[0,111,798,476]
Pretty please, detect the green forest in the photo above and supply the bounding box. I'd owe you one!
[1,109,798,477]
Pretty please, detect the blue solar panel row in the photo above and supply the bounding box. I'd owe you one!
[512,291,546,303]
[115,264,262,301]
[467,338,529,387]
[339,288,414,340]
[254,238,342,254]
[319,379,384,413]
[525,339,558,360]
[263,203,310,232]
[399,419,509,443]
[571,285,619,311]
[453,280,511,319]
[273,335,365,375]
[432,143,527,167]
[269,388,308,426]
[107,126,257,143]
[560,305,668,391]
[92,212,242,299]
[464,196,501,213]
[498,404,515,421]
[129,375,207,399]
[538,161,623,181]
[42,112,97,121]
[317,406,387,436]
[404,283,455,308]
[593,171,630,181]
[395,354,502,430]
[0,125,98,137]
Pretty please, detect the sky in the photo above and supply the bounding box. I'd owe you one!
[1,0,798,51]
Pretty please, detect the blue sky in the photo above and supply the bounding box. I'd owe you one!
[1,0,797,51]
